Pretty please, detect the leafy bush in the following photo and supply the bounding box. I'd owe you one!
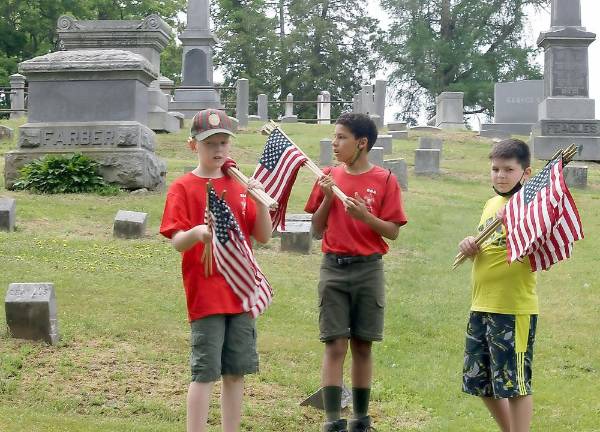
[13,153,119,195]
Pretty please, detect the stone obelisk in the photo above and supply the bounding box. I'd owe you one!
[169,0,222,117]
[531,0,600,160]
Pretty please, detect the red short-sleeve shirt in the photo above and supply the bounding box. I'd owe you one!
[160,173,257,321]
[304,165,407,256]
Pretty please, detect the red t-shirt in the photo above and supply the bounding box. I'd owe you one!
[160,173,257,321]
[304,165,407,256]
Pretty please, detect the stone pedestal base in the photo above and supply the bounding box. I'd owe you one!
[530,135,600,160]
[480,123,533,135]
[148,109,182,133]
[169,88,222,118]
[436,122,465,130]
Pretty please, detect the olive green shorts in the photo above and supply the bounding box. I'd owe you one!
[190,313,258,383]
[318,254,385,342]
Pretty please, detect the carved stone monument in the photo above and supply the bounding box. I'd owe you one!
[435,92,465,129]
[57,14,181,133]
[4,50,166,190]
[5,283,59,345]
[531,0,600,160]
[169,0,222,117]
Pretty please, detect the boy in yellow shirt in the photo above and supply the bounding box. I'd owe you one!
[458,139,536,432]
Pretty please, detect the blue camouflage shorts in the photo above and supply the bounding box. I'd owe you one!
[462,311,537,399]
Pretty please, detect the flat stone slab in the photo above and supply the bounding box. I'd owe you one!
[564,164,588,189]
[280,221,312,254]
[387,121,407,131]
[0,197,16,232]
[0,125,14,140]
[300,385,352,410]
[113,210,148,239]
[409,126,442,134]
[415,149,441,175]
[389,130,408,140]
[479,129,512,140]
[5,283,59,345]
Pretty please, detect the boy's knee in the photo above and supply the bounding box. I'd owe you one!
[222,374,244,384]
[350,339,372,359]
[325,339,349,359]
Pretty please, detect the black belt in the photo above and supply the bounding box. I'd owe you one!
[325,253,382,266]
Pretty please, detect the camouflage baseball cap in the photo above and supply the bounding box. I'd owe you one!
[190,109,235,141]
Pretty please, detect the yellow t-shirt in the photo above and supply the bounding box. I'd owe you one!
[471,195,538,315]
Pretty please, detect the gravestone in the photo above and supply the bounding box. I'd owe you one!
[300,385,352,410]
[319,138,333,166]
[169,0,222,117]
[388,121,407,131]
[352,94,360,113]
[9,74,25,120]
[236,78,249,129]
[5,50,166,190]
[361,85,374,114]
[0,197,16,232]
[531,0,600,160]
[409,126,442,134]
[479,129,512,140]
[368,146,384,166]
[419,137,443,155]
[390,130,408,140]
[563,164,588,188]
[281,93,298,123]
[5,283,59,345]
[383,159,408,191]
[280,221,312,254]
[480,81,544,135]
[0,125,14,140]
[57,14,181,133]
[415,149,440,175]
[377,134,393,154]
[435,92,465,129]
[248,115,261,121]
[257,94,268,121]
[373,80,386,128]
[318,91,331,124]
[113,210,148,239]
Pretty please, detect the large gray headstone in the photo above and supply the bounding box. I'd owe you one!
[435,92,465,129]
[113,210,148,239]
[419,136,443,154]
[0,125,14,141]
[377,134,393,154]
[383,158,408,191]
[368,146,384,166]
[5,283,59,345]
[563,164,588,188]
[415,149,440,175]
[9,74,25,120]
[374,80,386,126]
[0,197,16,232]
[280,221,312,254]
[258,94,268,121]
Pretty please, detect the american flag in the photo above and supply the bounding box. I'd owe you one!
[207,185,273,317]
[253,128,307,230]
[504,156,584,271]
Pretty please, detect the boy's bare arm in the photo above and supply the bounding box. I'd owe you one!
[344,193,400,240]
[311,175,335,237]
[247,178,272,244]
[171,225,211,252]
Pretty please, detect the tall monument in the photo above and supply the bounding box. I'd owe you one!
[531,0,600,160]
[169,0,222,117]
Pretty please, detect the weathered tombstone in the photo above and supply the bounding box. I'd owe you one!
[383,159,408,191]
[369,114,382,130]
[377,134,393,154]
[388,121,407,131]
[374,80,386,128]
[480,80,544,135]
[280,221,312,254]
[257,94,268,121]
[419,136,443,153]
[415,149,441,175]
[368,146,384,166]
[318,91,331,124]
[169,0,222,117]
[300,384,352,410]
[57,14,180,133]
[113,210,148,239]
[435,92,465,129]
[563,164,588,188]
[236,78,249,129]
[531,0,600,161]
[479,129,512,140]
[5,283,59,345]
[352,94,360,113]
[361,85,374,114]
[281,93,298,123]
[9,74,25,120]
[0,197,16,232]
[320,138,333,166]
[390,131,408,140]
[0,125,14,141]
[4,50,166,191]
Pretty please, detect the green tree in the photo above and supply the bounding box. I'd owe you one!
[378,0,548,123]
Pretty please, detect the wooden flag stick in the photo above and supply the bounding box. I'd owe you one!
[452,144,579,269]
[201,182,213,275]
[261,121,348,202]
[226,166,278,209]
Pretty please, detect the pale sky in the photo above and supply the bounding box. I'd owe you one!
[367,0,600,123]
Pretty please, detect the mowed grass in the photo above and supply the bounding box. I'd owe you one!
[1,117,599,431]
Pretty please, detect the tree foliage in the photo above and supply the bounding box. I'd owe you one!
[378,0,549,123]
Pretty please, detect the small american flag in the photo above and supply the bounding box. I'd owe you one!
[207,184,273,317]
[253,128,307,230]
[504,156,584,271]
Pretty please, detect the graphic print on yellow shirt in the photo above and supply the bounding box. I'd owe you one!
[471,196,538,315]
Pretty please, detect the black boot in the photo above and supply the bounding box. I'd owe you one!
[348,415,375,432]
[322,418,348,432]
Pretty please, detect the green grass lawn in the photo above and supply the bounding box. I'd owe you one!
[1,118,599,431]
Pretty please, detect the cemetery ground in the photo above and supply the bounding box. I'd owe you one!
[0,118,599,432]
